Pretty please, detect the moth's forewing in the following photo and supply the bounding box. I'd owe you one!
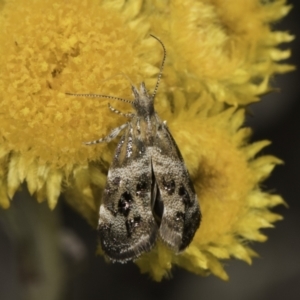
[98,124,158,262]
[151,122,201,251]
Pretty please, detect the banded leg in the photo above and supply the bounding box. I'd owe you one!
[84,123,128,145]
[108,103,134,118]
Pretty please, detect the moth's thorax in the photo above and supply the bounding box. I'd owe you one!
[132,83,155,117]
[132,113,161,147]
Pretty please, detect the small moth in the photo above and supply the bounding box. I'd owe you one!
[67,35,201,262]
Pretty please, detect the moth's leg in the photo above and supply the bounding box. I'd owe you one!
[84,123,128,145]
[108,103,134,118]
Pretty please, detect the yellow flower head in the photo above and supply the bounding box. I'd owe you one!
[0,0,293,281]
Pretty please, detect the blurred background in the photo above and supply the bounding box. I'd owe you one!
[0,1,299,299]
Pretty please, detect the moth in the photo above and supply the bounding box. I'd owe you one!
[67,35,201,262]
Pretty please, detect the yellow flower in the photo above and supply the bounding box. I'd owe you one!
[147,0,294,105]
[0,0,293,281]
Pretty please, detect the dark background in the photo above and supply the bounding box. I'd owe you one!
[0,1,299,299]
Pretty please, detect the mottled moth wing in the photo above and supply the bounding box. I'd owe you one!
[152,120,201,252]
[98,122,158,262]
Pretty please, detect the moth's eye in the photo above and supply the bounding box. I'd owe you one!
[178,185,192,206]
[163,178,176,195]
[118,192,133,216]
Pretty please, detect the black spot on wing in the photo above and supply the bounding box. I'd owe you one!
[175,211,185,222]
[162,178,175,195]
[178,185,192,206]
[125,216,141,237]
[118,191,133,217]
[136,181,147,195]
[136,173,149,196]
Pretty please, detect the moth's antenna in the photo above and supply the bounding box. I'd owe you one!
[150,34,166,99]
[65,92,133,104]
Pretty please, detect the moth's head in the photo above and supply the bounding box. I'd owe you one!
[132,82,155,116]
